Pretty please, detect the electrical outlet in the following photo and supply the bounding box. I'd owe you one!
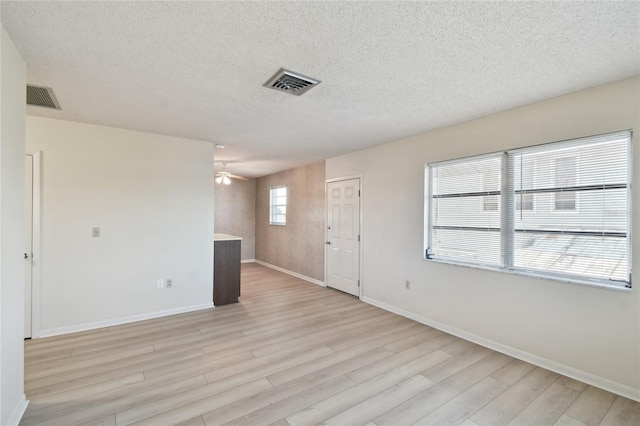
[165,278,173,288]
[157,279,164,289]
[92,227,100,237]
[405,280,410,289]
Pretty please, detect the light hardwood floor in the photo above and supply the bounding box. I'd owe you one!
[22,263,639,426]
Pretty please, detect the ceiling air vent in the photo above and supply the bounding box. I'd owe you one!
[263,68,320,96]
[26,84,61,109]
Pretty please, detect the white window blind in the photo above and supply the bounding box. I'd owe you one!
[428,154,503,267]
[426,131,632,288]
[269,186,287,225]
[511,132,630,284]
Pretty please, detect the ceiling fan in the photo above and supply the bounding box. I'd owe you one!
[215,162,249,185]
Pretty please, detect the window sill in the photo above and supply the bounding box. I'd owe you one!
[423,257,631,292]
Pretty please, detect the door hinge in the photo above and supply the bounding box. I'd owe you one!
[358,280,360,287]
[358,235,360,242]
[358,190,361,196]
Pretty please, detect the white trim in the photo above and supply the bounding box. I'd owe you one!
[426,257,631,292]
[241,259,256,264]
[254,259,325,287]
[361,295,640,402]
[30,151,42,338]
[38,303,213,338]
[627,130,633,285]
[325,174,363,184]
[6,394,28,426]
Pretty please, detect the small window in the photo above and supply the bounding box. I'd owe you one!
[516,158,534,211]
[483,195,499,211]
[482,168,500,211]
[269,186,287,225]
[516,193,534,211]
[554,157,577,210]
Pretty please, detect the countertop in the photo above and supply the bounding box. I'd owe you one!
[214,233,243,241]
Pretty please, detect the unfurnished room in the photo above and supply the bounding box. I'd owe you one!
[0,1,639,425]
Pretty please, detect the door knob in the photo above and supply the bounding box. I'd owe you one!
[326,241,331,245]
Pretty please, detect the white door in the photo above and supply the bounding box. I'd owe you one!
[326,178,360,296]
[25,155,33,338]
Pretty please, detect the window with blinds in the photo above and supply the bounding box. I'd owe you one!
[426,131,632,289]
[427,154,503,267]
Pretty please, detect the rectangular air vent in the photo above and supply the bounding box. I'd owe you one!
[263,68,320,96]
[26,84,61,109]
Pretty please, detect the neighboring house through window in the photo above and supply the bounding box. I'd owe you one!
[516,157,534,211]
[554,156,577,211]
[483,168,499,212]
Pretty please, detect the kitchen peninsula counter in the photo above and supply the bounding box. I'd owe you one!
[213,233,242,305]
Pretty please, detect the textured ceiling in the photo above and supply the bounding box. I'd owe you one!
[2,1,639,177]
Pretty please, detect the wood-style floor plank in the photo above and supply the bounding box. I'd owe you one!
[564,385,617,426]
[373,351,513,426]
[321,374,432,425]
[506,382,581,425]
[470,367,559,426]
[21,263,639,426]
[413,376,508,426]
[285,350,448,425]
[221,375,357,426]
[599,396,640,426]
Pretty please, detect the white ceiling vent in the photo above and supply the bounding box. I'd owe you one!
[263,68,320,96]
[26,84,61,109]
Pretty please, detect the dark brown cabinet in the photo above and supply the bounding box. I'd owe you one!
[213,236,241,306]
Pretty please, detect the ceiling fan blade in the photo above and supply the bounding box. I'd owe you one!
[228,174,249,181]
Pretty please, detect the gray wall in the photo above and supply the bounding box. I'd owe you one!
[255,161,325,281]
[214,178,256,260]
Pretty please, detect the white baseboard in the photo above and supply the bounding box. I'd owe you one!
[38,303,214,338]
[254,260,326,287]
[361,296,640,402]
[241,259,256,264]
[6,394,28,426]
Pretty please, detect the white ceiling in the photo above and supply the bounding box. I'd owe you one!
[2,1,638,177]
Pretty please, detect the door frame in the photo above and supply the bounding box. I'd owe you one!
[26,151,42,338]
[324,174,363,299]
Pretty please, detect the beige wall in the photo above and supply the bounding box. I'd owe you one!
[326,77,640,400]
[0,27,28,425]
[256,161,325,281]
[26,117,215,336]
[214,178,256,260]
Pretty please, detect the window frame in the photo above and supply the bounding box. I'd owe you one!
[426,152,504,268]
[425,131,633,290]
[269,185,287,226]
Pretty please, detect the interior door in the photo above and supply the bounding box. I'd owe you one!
[326,178,360,296]
[25,155,33,338]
